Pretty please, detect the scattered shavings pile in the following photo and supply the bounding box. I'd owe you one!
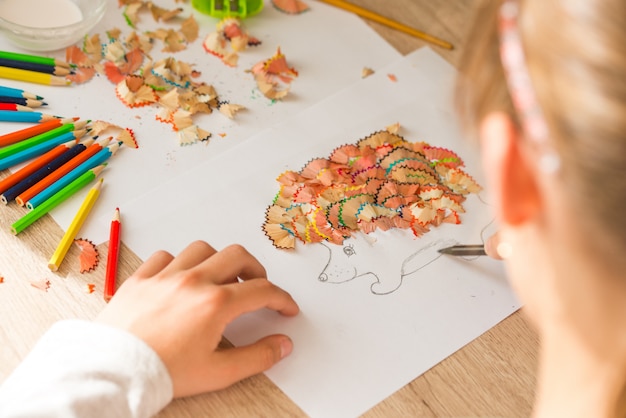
[263,129,482,249]
[64,2,243,146]
[249,48,299,100]
[271,0,310,14]
[203,17,261,67]
[74,239,100,273]
[120,0,199,52]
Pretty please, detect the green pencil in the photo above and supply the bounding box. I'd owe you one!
[0,120,86,160]
[11,165,105,235]
[0,50,70,69]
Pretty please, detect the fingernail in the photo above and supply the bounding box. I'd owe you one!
[280,337,293,359]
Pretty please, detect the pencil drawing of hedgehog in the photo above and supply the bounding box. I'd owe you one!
[263,129,482,294]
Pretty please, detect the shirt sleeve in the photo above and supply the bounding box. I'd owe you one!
[0,319,174,418]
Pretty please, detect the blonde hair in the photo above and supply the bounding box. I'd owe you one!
[456,0,626,251]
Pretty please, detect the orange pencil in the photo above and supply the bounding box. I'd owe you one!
[0,139,76,195]
[0,117,77,148]
[15,137,110,206]
[104,208,121,302]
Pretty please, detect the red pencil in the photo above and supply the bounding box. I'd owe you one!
[0,103,33,112]
[104,208,121,302]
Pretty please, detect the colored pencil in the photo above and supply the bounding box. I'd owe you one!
[0,96,46,107]
[0,50,70,69]
[0,117,77,148]
[0,139,78,195]
[0,129,86,171]
[0,121,84,160]
[104,208,121,302]
[16,137,108,206]
[48,179,103,271]
[26,142,119,209]
[0,104,33,112]
[0,66,70,86]
[11,166,105,235]
[318,0,454,50]
[0,110,58,123]
[1,140,90,204]
[0,85,42,100]
[0,58,71,76]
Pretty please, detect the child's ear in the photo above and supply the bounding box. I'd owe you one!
[479,112,541,226]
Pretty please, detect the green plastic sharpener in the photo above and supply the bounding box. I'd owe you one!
[191,0,264,19]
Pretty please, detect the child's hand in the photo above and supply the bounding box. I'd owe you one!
[95,241,300,397]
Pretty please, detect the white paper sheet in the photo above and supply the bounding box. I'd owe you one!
[115,48,520,418]
[0,0,400,238]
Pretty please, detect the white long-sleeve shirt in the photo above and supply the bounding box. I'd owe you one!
[0,320,173,418]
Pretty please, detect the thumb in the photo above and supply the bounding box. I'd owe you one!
[212,335,293,388]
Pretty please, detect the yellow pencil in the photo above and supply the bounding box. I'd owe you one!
[48,178,103,272]
[0,66,71,86]
[317,0,454,50]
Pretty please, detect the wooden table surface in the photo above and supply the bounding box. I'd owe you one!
[0,1,538,416]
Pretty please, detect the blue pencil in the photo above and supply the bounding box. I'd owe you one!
[0,85,42,100]
[0,110,57,123]
[0,140,90,204]
[0,129,86,171]
[27,142,121,210]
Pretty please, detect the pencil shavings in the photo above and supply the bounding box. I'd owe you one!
[362,67,375,78]
[30,279,50,292]
[85,283,96,294]
[219,103,246,119]
[250,48,298,100]
[116,75,159,108]
[104,47,144,84]
[386,122,400,134]
[179,15,199,44]
[91,121,138,149]
[62,3,222,147]
[271,0,310,14]
[65,46,98,84]
[203,18,260,67]
[123,1,184,27]
[149,3,183,22]
[177,125,211,146]
[74,239,99,273]
[263,128,482,249]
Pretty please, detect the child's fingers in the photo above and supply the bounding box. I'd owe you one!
[193,244,268,285]
[159,240,218,275]
[207,335,293,391]
[132,249,174,278]
[221,278,300,321]
[484,232,503,260]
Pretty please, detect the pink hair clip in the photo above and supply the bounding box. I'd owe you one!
[498,0,559,172]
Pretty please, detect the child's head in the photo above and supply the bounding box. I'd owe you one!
[456,0,626,256]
